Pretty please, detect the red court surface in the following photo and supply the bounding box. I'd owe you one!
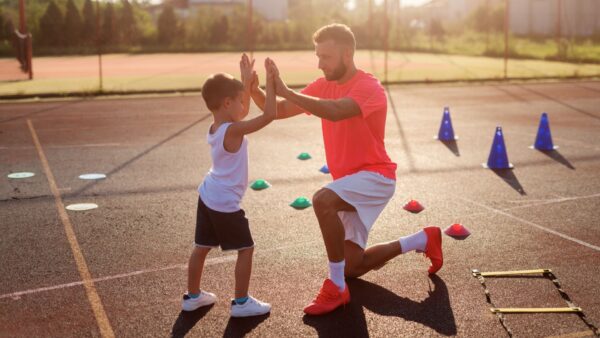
[1,81,599,337]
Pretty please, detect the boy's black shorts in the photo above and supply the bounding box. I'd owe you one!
[194,195,254,251]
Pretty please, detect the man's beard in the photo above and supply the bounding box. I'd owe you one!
[325,59,347,81]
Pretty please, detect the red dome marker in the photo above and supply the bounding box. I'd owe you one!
[444,223,471,240]
[403,199,424,213]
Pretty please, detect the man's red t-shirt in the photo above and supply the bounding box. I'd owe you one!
[301,70,397,181]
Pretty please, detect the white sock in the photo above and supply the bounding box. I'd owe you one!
[399,230,428,254]
[328,260,346,291]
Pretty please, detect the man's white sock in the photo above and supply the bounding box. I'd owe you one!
[328,260,346,292]
[399,230,428,253]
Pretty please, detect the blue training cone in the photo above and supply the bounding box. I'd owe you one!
[435,106,458,141]
[530,112,558,151]
[319,164,330,174]
[483,126,513,169]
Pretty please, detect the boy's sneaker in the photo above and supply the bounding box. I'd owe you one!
[181,291,217,311]
[424,226,443,274]
[303,279,350,315]
[230,296,271,317]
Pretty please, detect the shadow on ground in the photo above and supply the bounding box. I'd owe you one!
[491,169,527,195]
[303,275,456,337]
[171,304,214,338]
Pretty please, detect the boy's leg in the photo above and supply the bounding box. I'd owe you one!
[235,247,254,299]
[187,246,212,294]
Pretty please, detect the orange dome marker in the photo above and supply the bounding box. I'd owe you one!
[444,223,471,240]
[403,199,424,213]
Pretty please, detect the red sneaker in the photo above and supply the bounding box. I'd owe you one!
[303,279,350,315]
[424,226,443,274]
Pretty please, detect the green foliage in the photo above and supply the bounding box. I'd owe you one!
[64,0,82,46]
[101,2,116,45]
[81,0,96,46]
[119,0,138,44]
[157,4,177,45]
[39,1,63,46]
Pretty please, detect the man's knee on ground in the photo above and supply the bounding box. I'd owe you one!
[344,262,363,279]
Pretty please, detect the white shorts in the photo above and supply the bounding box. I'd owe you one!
[325,171,396,249]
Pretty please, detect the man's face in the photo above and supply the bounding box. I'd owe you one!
[315,40,348,81]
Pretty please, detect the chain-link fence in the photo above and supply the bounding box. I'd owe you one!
[1,0,599,96]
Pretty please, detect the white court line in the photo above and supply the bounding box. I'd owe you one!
[0,143,121,150]
[458,196,600,252]
[0,240,318,301]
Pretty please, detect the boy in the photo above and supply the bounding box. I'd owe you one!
[182,55,276,317]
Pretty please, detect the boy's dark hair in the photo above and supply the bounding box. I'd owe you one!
[313,23,356,50]
[201,73,244,111]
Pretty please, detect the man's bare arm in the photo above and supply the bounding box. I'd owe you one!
[282,89,361,122]
[250,86,304,120]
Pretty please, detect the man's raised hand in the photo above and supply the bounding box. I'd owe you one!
[239,53,256,89]
[269,59,290,98]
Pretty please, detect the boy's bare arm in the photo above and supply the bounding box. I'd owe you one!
[227,58,278,138]
[239,53,255,116]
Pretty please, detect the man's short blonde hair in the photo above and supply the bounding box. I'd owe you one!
[312,23,356,50]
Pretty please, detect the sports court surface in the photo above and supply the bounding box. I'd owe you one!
[1,80,599,337]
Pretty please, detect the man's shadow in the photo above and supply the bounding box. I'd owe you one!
[170,304,270,338]
[303,275,457,337]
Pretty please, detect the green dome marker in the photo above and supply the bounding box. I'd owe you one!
[297,152,312,160]
[250,179,270,190]
[290,197,311,209]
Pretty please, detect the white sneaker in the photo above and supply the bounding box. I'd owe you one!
[230,296,271,317]
[181,291,217,311]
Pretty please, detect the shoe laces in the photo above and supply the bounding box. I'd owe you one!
[314,285,339,304]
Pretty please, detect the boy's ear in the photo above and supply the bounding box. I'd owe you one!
[222,97,232,108]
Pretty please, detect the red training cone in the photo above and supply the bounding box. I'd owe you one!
[444,223,471,240]
[403,199,424,213]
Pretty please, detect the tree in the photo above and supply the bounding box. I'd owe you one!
[63,0,83,46]
[81,0,96,46]
[119,0,138,44]
[157,4,177,45]
[209,15,228,45]
[101,2,116,46]
[39,1,63,46]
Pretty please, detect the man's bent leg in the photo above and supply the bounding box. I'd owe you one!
[312,188,355,262]
[304,188,354,316]
[344,240,402,278]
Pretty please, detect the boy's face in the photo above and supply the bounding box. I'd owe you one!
[223,91,246,121]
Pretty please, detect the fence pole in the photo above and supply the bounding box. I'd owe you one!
[384,0,388,84]
[248,0,253,58]
[503,0,509,79]
[19,0,33,79]
[96,0,103,92]
[555,0,561,58]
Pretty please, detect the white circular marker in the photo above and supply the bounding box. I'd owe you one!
[7,172,35,179]
[66,203,98,211]
[79,173,107,180]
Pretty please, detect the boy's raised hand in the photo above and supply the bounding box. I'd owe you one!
[239,53,257,89]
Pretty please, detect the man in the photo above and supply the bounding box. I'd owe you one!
[248,23,443,315]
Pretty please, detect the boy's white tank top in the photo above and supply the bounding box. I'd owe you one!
[198,122,248,212]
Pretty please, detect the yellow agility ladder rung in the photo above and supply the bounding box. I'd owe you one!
[472,269,552,277]
[490,307,582,314]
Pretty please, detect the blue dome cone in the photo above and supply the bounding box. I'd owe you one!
[319,164,330,174]
[435,106,458,141]
[531,112,558,151]
[483,126,513,169]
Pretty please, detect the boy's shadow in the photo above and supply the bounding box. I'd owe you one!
[170,304,270,338]
[303,275,456,337]
[171,305,214,338]
[222,313,270,338]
